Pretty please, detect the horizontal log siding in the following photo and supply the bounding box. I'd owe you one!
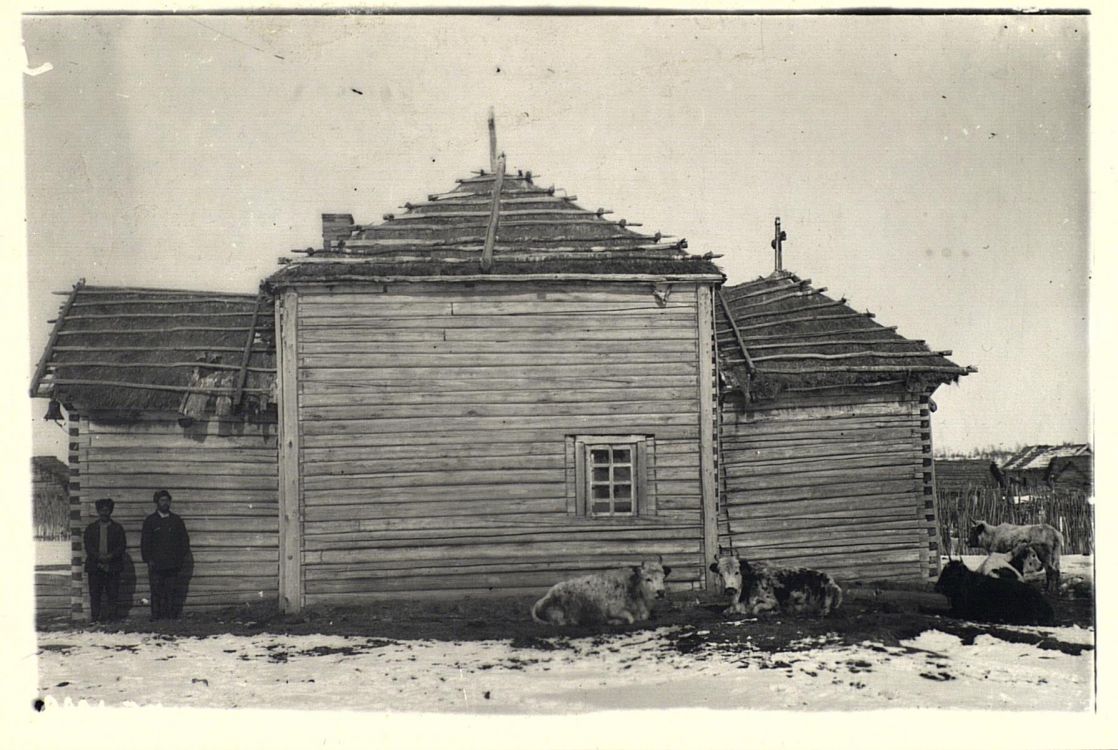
[296,282,706,602]
[718,390,930,582]
[77,418,279,614]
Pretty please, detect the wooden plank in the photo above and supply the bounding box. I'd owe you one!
[303,468,562,492]
[277,289,303,613]
[79,474,278,490]
[724,478,920,504]
[298,351,696,369]
[303,482,564,505]
[299,413,698,437]
[723,465,919,492]
[306,539,699,565]
[300,286,697,304]
[300,315,696,336]
[299,385,700,408]
[299,363,697,383]
[300,375,700,395]
[300,339,697,356]
[722,439,918,464]
[303,425,701,449]
[304,525,702,549]
[300,399,700,422]
[303,454,565,477]
[80,460,278,476]
[696,285,719,588]
[302,498,565,521]
[723,452,921,479]
[726,492,919,519]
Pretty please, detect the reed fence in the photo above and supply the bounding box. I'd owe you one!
[936,484,1094,556]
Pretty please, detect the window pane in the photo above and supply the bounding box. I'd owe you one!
[613,501,632,514]
[614,484,631,500]
[612,448,631,463]
[591,449,611,465]
[591,484,611,500]
[613,466,631,482]
[591,501,611,515]
[592,467,610,482]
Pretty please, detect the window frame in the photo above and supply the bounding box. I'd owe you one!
[570,435,655,519]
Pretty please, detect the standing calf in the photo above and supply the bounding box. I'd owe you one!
[968,521,1062,591]
[934,560,1054,625]
[531,561,670,626]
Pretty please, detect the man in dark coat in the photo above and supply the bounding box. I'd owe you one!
[140,489,190,620]
[83,497,126,623]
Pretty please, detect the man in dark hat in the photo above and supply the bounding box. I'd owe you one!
[140,489,191,620]
[83,498,126,623]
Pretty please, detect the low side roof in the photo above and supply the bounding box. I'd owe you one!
[717,271,974,400]
[267,167,723,286]
[30,283,276,415]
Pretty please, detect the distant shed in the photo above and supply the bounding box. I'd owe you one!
[1001,444,1093,494]
[715,270,973,581]
[30,285,278,619]
[264,155,724,610]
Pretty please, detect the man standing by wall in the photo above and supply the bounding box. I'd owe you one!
[141,489,190,621]
[83,497,126,623]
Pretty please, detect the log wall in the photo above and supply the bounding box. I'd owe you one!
[292,281,712,602]
[71,417,279,617]
[718,388,934,582]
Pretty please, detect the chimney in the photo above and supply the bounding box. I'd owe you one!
[322,213,355,252]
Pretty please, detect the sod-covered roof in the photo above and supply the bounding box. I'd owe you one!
[717,271,974,401]
[31,283,276,416]
[267,167,722,286]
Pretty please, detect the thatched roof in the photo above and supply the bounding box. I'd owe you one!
[267,167,722,286]
[717,271,974,401]
[31,283,276,417]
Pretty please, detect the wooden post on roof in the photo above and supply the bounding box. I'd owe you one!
[488,108,498,173]
[480,153,506,272]
[231,290,266,410]
[30,279,85,397]
[771,217,787,274]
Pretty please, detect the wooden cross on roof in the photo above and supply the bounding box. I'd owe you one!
[771,216,787,274]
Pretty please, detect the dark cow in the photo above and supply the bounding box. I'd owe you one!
[709,554,842,617]
[531,561,671,626]
[934,560,1054,625]
[968,521,1062,591]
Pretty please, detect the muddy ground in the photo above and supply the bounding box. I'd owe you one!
[42,578,1095,658]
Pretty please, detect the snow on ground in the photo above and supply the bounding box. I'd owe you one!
[35,623,1093,713]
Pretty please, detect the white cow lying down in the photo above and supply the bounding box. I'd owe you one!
[531,561,671,626]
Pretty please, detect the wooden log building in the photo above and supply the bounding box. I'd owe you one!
[263,139,724,609]
[31,123,974,617]
[715,238,974,580]
[30,285,278,618]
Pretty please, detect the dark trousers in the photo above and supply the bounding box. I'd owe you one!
[148,568,180,620]
[88,568,120,622]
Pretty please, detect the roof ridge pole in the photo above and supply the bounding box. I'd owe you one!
[480,153,506,272]
[488,107,498,174]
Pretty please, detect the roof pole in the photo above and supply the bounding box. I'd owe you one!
[480,153,506,272]
[488,107,498,174]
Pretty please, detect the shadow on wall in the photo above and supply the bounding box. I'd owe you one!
[106,551,195,620]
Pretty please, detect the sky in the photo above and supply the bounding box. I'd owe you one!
[17,12,1091,457]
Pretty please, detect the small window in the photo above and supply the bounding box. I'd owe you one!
[569,435,655,518]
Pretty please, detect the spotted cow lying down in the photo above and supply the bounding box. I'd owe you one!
[531,561,671,626]
[934,560,1054,625]
[975,543,1044,582]
[709,554,842,617]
